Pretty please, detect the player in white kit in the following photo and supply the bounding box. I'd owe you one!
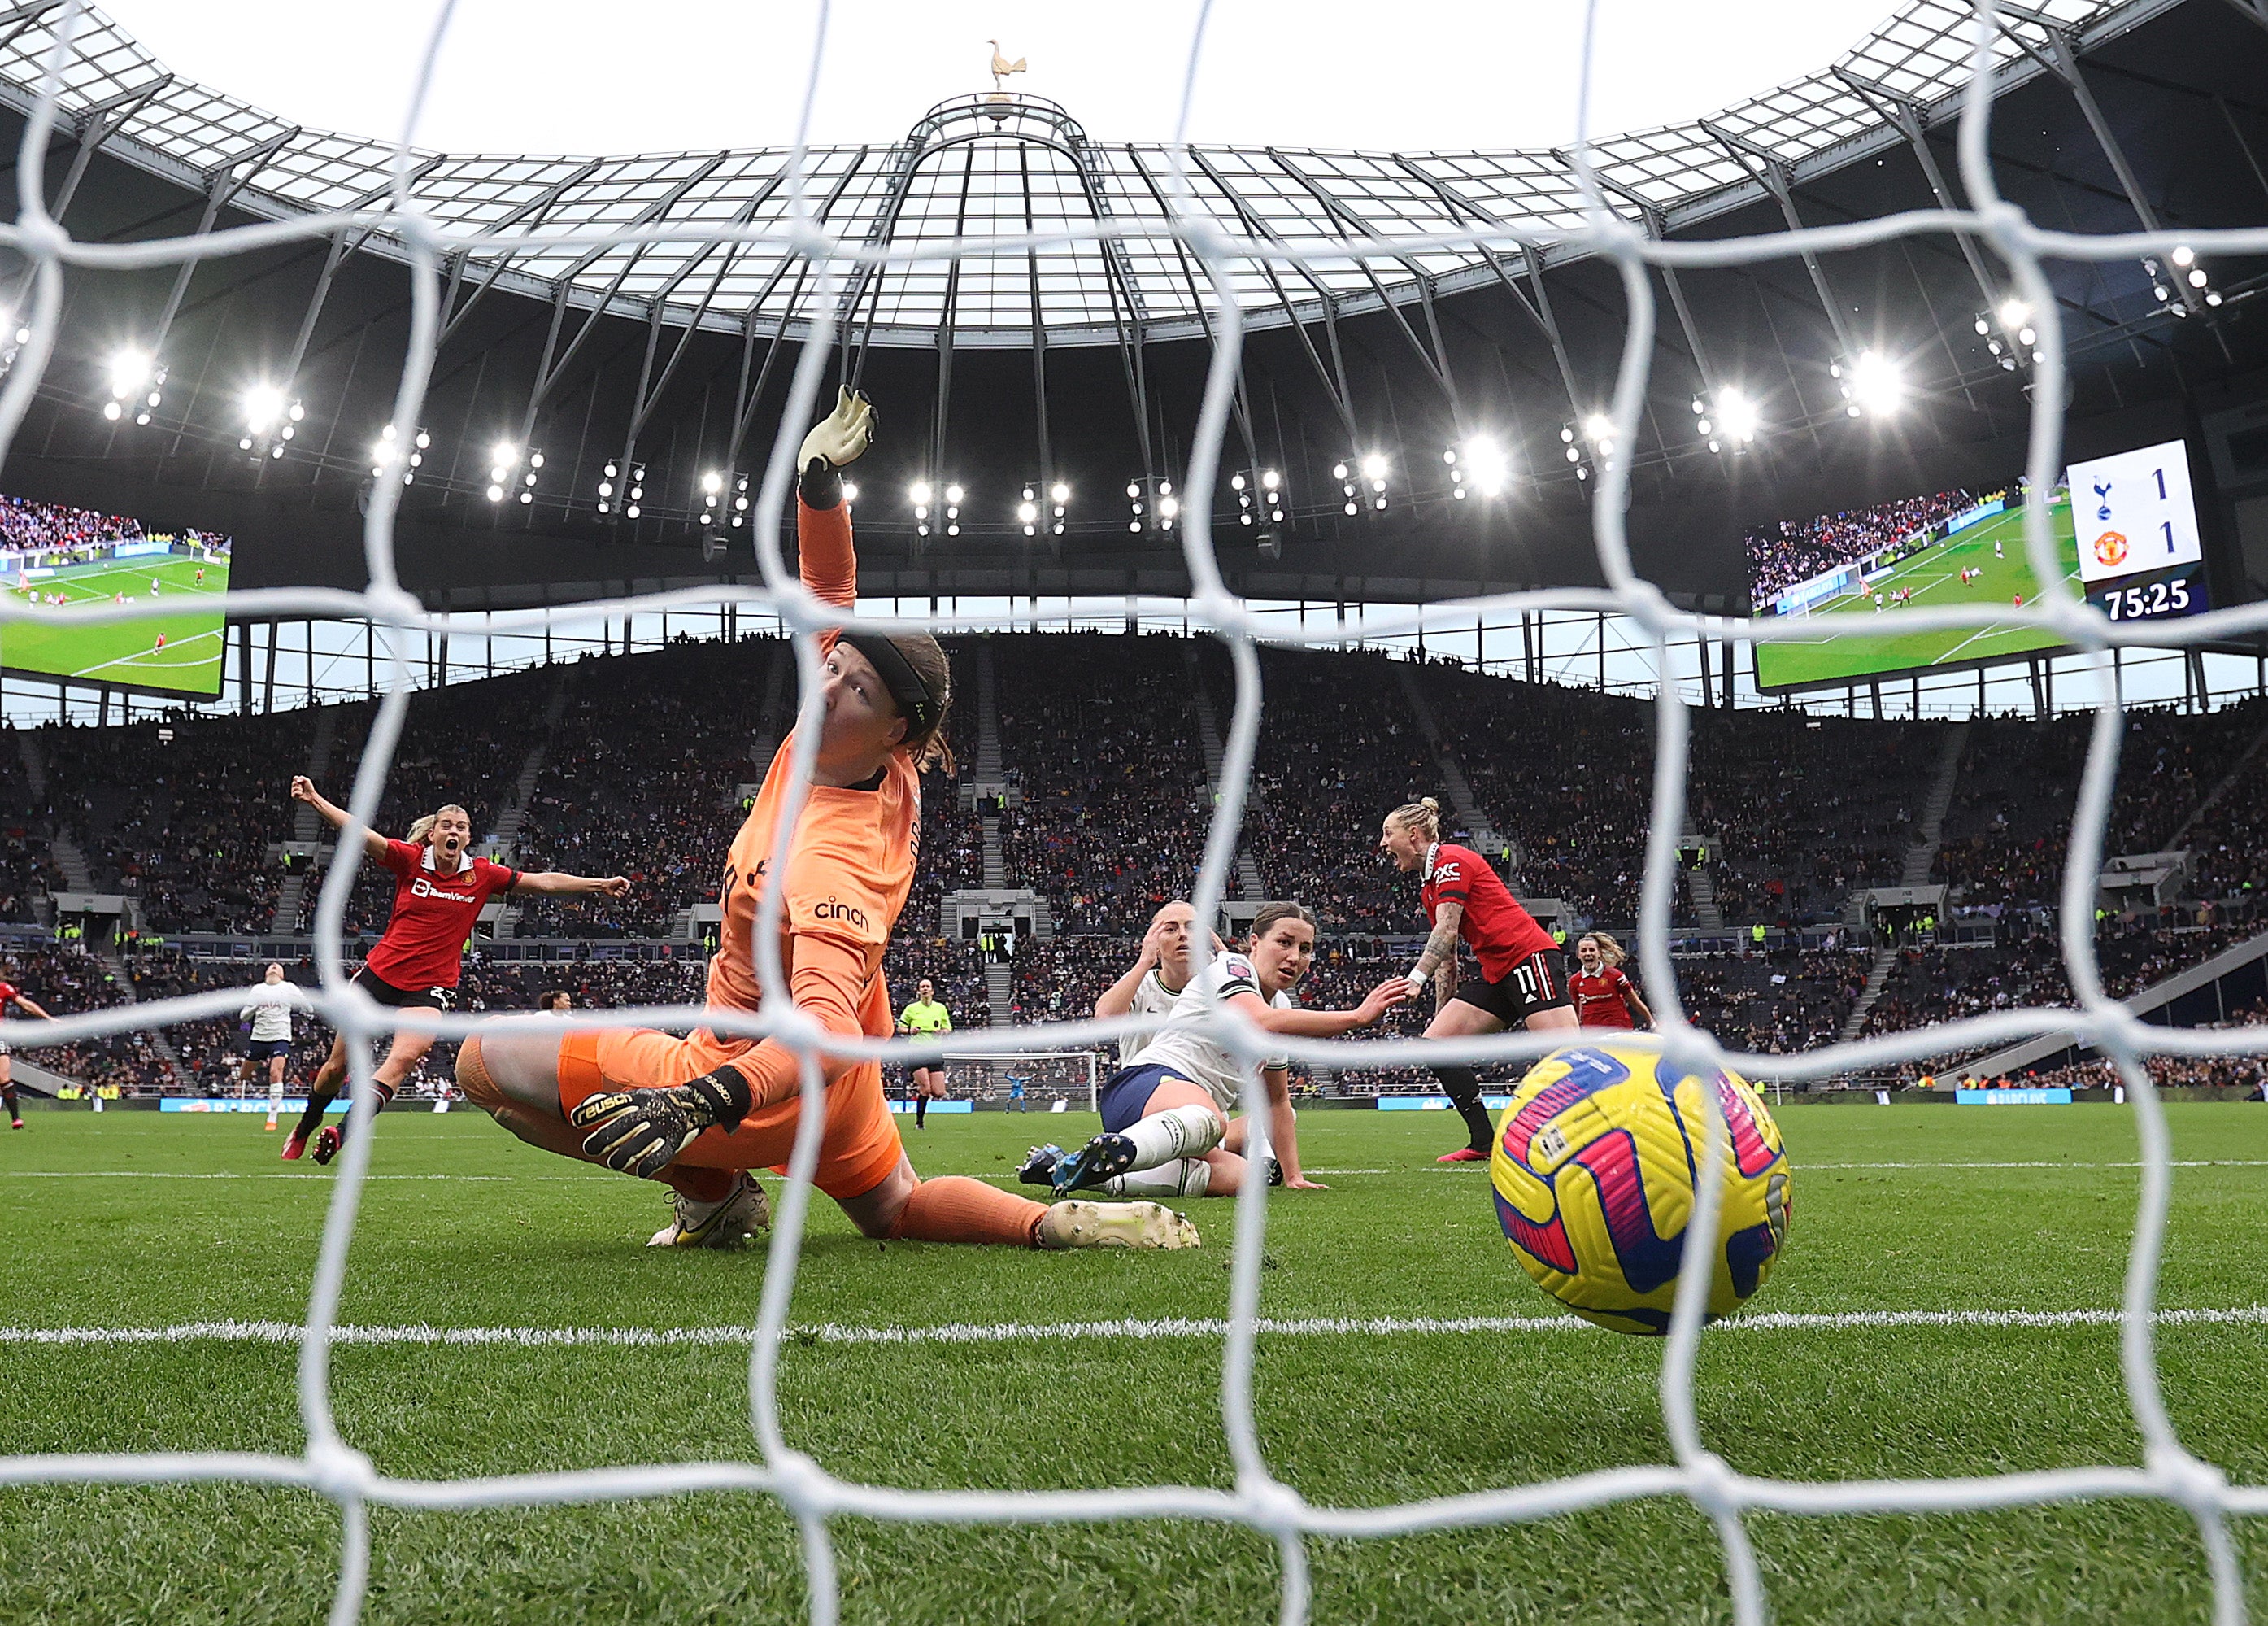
[242,963,296,1129]
[1025,903,1408,1199]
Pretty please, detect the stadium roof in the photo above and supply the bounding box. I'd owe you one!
[0,0,2184,347]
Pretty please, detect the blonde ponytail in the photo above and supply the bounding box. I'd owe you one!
[406,804,469,846]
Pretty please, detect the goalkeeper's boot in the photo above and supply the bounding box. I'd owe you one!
[1037,1200,1199,1251]
[1265,1156,1283,1188]
[1435,1146,1489,1164]
[280,1128,308,1161]
[310,1124,342,1166]
[1050,1131,1135,1197]
[1016,1144,1065,1188]
[648,1173,770,1250]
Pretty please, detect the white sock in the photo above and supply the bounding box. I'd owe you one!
[1120,1105,1223,1171]
[1106,1159,1212,1199]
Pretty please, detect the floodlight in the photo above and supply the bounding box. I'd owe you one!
[1260,469,1280,491]
[243,385,284,434]
[2188,268,2208,289]
[1996,298,2031,328]
[1051,482,1069,503]
[701,470,724,496]
[486,484,505,503]
[1157,496,1179,521]
[1715,388,1759,444]
[842,481,859,503]
[1331,462,1348,481]
[107,348,150,399]
[1016,500,1038,524]
[1459,437,1510,496]
[2172,245,2196,268]
[1126,482,1141,499]
[1581,413,1615,447]
[1848,351,1905,416]
[492,440,519,467]
[1360,453,1387,482]
[945,483,964,505]
[911,481,933,506]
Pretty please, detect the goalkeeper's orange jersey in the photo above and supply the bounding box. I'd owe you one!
[703,498,918,1045]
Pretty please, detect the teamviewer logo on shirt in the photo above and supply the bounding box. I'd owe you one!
[409,877,478,904]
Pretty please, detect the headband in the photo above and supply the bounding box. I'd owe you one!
[838,630,944,739]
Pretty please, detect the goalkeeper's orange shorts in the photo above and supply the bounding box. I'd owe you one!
[557,1027,904,1201]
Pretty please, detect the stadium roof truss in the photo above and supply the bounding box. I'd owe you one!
[0,0,2187,350]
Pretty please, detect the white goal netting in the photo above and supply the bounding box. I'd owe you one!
[4,2,2268,1623]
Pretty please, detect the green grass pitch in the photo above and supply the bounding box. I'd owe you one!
[1755,501,2079,692]
[0,554,226,696]
[7,1102,2268,1622]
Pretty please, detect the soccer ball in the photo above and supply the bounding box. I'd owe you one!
[1489,1040,1792,1336]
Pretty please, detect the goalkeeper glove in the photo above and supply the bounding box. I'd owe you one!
[569,1066,753,1180]
[797,387,877,508]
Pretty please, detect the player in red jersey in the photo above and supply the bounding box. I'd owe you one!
[1569,931,1653,1030]
[280,782,629,1166]
[1379,797,1576,1162]
[455,390,1195,1253]
[0,969,56,1127]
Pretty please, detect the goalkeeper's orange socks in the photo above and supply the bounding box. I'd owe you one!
[886,1175,1049,1247]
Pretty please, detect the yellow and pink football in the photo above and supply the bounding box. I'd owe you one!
[1490,1040,1793,1336]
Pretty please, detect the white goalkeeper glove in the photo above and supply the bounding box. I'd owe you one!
[799,386,877,473]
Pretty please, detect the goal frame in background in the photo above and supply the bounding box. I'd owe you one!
[918,1048,1106,1113]
[0,2,2266,1624]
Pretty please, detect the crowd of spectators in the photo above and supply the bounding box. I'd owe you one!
[0,490,228,559]
[0,940,172,1093]
[996,634,1217,935]
[1745,488,1978,605]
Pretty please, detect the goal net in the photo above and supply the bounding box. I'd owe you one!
[916,1049,1105,1111]
[2,2,2265,1624]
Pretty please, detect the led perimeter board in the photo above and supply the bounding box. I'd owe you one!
[1751,440,2209,694]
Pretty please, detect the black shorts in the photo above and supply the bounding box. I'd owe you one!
[353,966,455,1011]
[246,1038,293,1062]
[1452,950,1572,1027]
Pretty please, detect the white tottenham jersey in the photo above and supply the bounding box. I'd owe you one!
[1132,953,1291,1114]
[240,996,293,1043]
[1117,966,1184,1066]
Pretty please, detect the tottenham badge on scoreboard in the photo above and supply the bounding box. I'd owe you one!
[2064,438,2211,626]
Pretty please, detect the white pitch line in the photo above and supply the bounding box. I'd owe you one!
[6,1305,2268,1350]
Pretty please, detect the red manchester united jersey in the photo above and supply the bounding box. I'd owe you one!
[1419,842,1556,983]
[363,839,518,992]
[1569,966,1637,1028]
[0,980,20,1007]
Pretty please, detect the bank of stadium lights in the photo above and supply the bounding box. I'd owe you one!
[1832,352,1905,418]
[1331,456,1387,515]
[1129,475,1175,536]
[1973,299,2040,371]
[1445,439,1509,499]
[1231,469,1286,525]
[1692,390,1759,455]
[596,461,644,518]
[238,385,302,460]
[911,479,933,538]
[102,348,166,425]
[370,424,429,484]
[1017,482,1066,538]
[487,442,543,505]
[2149,246,2221,312]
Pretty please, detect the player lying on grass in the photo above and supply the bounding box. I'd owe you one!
[0,969,55,1128]
[1379,797,1575,1164]
[1025,902,1411,1200]
[457,389,1195,1253]
[281,783,629,1166]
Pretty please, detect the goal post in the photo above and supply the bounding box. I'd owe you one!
[928,1049,1104,1112]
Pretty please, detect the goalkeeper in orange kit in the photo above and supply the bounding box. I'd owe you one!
[458,390,1195,1253]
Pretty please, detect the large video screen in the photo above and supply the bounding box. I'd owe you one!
[1750,439,2210,693]
[0,495,230,696]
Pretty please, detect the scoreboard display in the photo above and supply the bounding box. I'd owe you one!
[2066,438,2211,626]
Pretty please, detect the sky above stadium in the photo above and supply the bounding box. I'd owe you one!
[101,0,1899,155]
